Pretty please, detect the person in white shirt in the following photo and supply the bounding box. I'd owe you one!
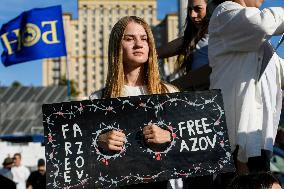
[90,16,179,189]
[11,153,30,189]
[209,0,284,174]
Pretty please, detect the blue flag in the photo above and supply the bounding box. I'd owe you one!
[0,5,67,67]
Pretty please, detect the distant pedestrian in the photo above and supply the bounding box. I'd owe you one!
[26,159,46,189]
[11,153,30,189]
[0,157,14,180]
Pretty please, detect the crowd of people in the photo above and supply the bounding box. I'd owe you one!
[0,153,46,189]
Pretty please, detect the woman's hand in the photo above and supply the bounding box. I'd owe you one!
[98,130,125,151]
[143,124,171,144]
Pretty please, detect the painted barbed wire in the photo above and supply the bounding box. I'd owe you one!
[95,170,167,188]
[139,120,178,160]
[43,92,229,188]
[91,122,131,165]
[87,98,135,115]
[95,153,233,188]
[44,106,92,189]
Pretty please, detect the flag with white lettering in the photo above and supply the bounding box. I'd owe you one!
[0,5,66,67]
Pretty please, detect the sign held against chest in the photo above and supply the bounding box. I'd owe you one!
[43,90,234,189]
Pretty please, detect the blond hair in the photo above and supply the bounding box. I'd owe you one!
[104,16,169,98]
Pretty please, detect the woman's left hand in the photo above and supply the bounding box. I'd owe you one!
[143,124,171,144]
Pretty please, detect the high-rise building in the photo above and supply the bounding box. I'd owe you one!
[43,0,158,98]
[154,13,179,76]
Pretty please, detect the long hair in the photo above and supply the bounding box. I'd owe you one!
[227,172,281,189]
[178,0,223,71]
[104,16,169,98]
[177,0,209,71]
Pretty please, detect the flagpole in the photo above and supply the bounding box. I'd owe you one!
[65,57,71,100]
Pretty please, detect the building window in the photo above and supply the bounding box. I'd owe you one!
[53,70,60,77]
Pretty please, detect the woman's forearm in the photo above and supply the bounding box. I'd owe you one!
[157,37,184,59]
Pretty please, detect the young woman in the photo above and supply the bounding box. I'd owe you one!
[90,16,178,189]
[208,0,284,175]
[158,0,222,90]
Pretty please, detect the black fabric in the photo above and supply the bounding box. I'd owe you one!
[26,171,46,189]
[247,149,272,173]
[0,174,16,189]
[213,147,272,189]
[119,181,168,189]
[184,175,214,189]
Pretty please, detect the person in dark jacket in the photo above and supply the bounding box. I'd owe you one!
[26,159,46,189]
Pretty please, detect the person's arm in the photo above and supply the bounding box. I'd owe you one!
[171,64,211,90]
[25,167,30,180]
[211,4,284,52]
[157,37,184,59]
[26,173,33,189]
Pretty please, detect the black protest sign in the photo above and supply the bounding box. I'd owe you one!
[43,90,235,189]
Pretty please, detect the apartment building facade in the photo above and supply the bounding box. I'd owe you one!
[154,13,179,76]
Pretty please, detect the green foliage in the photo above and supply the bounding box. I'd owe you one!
[59,76,80,97]
[11,81,22,87]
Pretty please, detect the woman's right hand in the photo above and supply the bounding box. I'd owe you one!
[98,130,125,151]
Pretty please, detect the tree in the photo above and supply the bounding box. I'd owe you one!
[11,81,22,87]
[59,76,80,98]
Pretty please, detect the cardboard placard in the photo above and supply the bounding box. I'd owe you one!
[43,90,234,189]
